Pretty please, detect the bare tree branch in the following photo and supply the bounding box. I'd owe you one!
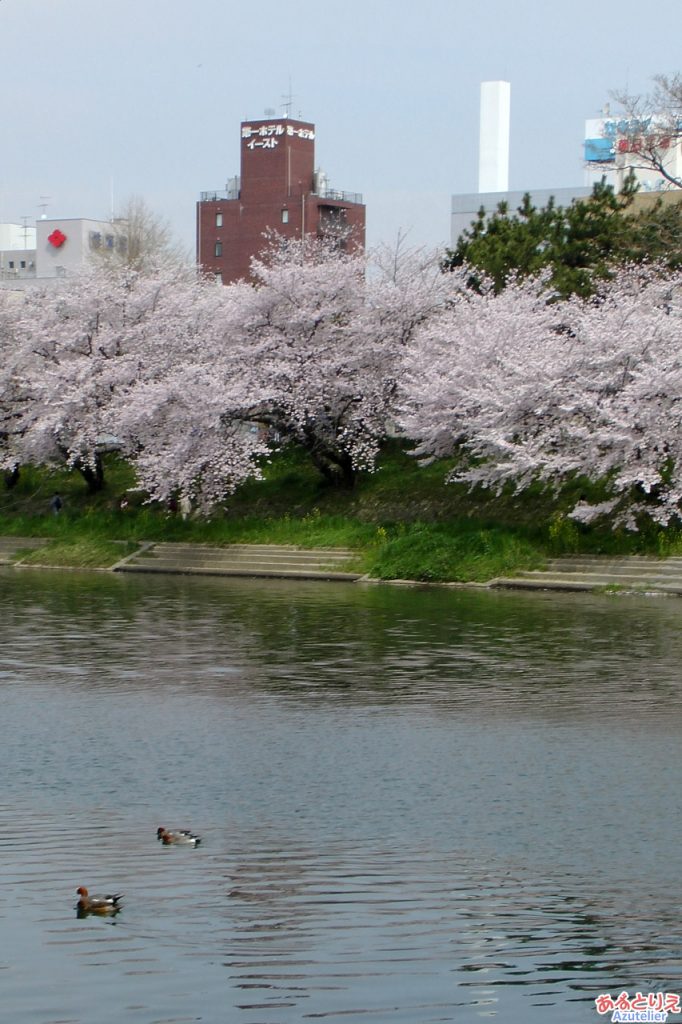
[604,73,682,189]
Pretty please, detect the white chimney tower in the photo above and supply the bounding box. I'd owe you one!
[478,81,510,193]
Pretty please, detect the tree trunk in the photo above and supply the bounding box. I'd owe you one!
[75,452,105,493]
[243,409,358,488]
[309,444,356,488]
[4,465,20,489]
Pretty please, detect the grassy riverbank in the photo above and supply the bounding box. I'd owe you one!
[2,444,681,580]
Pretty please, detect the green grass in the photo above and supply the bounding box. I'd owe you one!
[1,444,679,580]
[17,538,137,569]
[362,522,542,583]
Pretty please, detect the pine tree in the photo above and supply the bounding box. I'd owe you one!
[441,176,667,298]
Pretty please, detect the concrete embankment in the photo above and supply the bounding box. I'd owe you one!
[0,536,50,564]
[5,536,682,594]
[111,542,364,582]
[491,555,682,596]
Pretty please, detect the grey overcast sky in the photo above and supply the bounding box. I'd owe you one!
[1,0,680,256]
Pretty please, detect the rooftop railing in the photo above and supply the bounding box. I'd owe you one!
[200,187,364,204]
[314,189,363,204]
[200,189,239,202]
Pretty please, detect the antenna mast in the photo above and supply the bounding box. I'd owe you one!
[281,79,294,119]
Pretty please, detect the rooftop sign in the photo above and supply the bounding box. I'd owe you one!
[241,123,315,150]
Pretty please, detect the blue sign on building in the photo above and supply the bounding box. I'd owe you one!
[584,137,615,162]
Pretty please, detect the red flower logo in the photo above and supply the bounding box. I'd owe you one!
[48,229,67,248]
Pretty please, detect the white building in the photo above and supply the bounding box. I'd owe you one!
[0,222,37,281]
[35,217,124,278]
[584,115,682,192]
[0,222,36,250]
[0,216,125,288]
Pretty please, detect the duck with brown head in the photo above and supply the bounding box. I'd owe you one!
[157,826,202,847]
[76,886,123,915]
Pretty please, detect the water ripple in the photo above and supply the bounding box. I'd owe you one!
[1,573,681,1022]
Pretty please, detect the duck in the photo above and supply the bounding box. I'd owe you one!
[157,826,202,847]
[76,886,123,914]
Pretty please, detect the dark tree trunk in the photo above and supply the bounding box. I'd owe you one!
[242,408,358,488]
[75,452,105,494]
[309,444,356,488]
[4,465,20,489]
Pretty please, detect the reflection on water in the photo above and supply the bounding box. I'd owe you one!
[1,569,681,1023]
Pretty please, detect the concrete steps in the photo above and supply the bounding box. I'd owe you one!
[493,555,682,595]
[0,536,49,565]
[6,536,682,594]
[113,542,363,581]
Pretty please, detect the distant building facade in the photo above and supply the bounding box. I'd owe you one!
[0,217,125,288]
[584,114,682,193]
[197,117,365,283]
[451,83,682,249]
[0,222,37,281]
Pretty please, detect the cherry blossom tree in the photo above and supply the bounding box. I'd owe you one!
[0,289,29,486]
[546,268,682,528]
[7,233,682,530]
[400,273,561,459]
[6,237,439,507]
[211,234,458,488]
[3,266,150,491]
[2,261,242,496]
[111,234,458,505]
[109,277,269,510]
[401,266,682,529]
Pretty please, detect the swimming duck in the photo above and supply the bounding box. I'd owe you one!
[76,886,123,914]
[157,826,202,846]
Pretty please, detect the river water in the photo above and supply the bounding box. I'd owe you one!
[1,568,681,1024]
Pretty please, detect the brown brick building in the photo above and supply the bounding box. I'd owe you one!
[197,117,365,283]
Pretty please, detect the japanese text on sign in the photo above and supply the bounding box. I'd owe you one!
[241,123,315,148]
